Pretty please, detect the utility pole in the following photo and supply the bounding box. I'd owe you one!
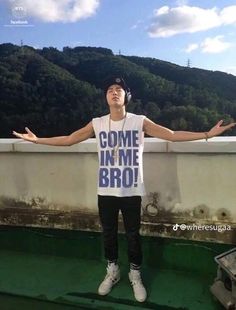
[20,39,25,55]
[187,58,191,68]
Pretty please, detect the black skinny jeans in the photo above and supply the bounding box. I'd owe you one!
[98,195,142,266]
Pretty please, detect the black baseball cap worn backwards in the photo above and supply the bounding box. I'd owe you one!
[103,76,132,105]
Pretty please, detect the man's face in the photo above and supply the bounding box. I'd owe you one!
[106,84,126,107]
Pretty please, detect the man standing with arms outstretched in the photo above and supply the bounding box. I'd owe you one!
[13,77,236,302]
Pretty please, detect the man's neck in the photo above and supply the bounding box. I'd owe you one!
[109,107,126,121]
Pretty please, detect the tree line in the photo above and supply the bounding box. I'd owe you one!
[0,43,235,138]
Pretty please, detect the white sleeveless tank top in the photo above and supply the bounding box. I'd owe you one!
[92,113,146,197]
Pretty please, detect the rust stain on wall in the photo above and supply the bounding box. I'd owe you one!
[0,196,235,244]
[0,196,101,231]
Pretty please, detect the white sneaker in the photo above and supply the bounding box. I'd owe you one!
[129,269,147,302]
[98,263,120,295]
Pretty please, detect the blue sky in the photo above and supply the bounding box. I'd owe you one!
[1,0,236,75]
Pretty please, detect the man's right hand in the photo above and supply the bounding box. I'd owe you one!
[12,121,94,146]
[12,127,38,143]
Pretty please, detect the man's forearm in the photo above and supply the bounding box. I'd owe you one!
[35,136,70,146]
[172,131,209,142]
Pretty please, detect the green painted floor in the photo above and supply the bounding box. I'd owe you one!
[0,226,230,310]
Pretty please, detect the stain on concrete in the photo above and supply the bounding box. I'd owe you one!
[0,195,235,244]
[193,204,210,219]
[216,208,232,221]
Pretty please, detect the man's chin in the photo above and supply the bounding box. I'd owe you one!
[108,102,125,108]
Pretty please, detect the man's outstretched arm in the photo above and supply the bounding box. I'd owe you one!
[12,121,94,146]
[143,118,236,142]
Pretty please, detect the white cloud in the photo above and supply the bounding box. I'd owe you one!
[131,19,143,30]
[184,36,232,54]
[148,5,236,38]
[156,6,169,15]
[220,6,236,25]
[224,66,236,76]
[185,43,199,53]
[9,0,100,23]
[201,35,232,53]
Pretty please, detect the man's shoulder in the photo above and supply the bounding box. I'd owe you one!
[92,114,109,122]
[127,113,145,120]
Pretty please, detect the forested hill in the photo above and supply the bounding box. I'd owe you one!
[0,43,236,138]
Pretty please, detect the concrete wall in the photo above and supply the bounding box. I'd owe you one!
[0,137,236,243]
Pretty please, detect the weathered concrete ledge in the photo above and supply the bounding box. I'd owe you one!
[1,136,236,153]
[0,137,236,244]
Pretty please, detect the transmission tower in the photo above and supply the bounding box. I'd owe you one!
[187,58,191,68]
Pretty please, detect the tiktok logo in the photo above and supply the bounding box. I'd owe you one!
[173,224,179,231]
[173,224,187,231]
